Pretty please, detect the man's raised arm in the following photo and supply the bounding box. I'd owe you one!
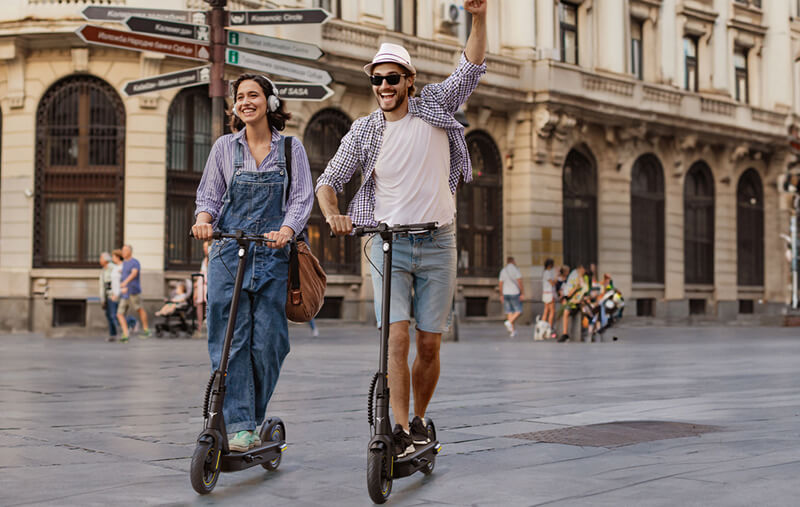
[464,0,487,65]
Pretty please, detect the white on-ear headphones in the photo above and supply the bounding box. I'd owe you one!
[232,75,281,118]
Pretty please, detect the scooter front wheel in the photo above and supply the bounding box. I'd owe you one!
[367,448,392,504]
[190,439,221,494]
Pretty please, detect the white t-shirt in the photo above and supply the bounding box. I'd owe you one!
[373,113,455,226]
[542,268,555,295]
[499,264,523,296]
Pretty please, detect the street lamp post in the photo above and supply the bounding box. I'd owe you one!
[206,0,228,140]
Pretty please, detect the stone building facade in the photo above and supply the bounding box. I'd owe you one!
[0,0,798,334]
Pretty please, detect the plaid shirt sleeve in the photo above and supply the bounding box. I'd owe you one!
[420,53,486,114]
[315,120,364,195]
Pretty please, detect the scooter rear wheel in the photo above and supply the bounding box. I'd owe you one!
[260,420,285,471]
[190,440,220,495]
[367,448,392,504]
[420,419,437,475]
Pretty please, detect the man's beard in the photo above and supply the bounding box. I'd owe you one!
[375,85,408,112]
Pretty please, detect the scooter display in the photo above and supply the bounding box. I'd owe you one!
[189,230,287,495]
[349,222,444,503]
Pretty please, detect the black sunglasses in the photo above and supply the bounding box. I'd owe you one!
[369,74,408,86]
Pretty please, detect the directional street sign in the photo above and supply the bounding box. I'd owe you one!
[226,48,332,85]
[76,25,210,62]
[226,30,323,60]
[228,8,331,26]
[273,82,334,101]
[123,66,211,96]
[125,16,210,43]
[82,6,205,25]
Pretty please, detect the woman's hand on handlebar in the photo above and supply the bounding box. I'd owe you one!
[326,214,353,237]
[264,226,294,249]
[192,212,214,241]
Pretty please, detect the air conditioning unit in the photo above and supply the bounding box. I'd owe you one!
[439,0,464,29]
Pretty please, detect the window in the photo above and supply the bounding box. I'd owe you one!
[683,36,698,92]
[734,47,748,103]
[165,86,228,270]
[303,109,360,275]
[560,2,578,65]
[631,19,643,80]
[631,154,665,283]
[562,147,597,270]
[737,169,764,286]
[458,131,503,277]
[34,76,125,268]
[684,161,715,285]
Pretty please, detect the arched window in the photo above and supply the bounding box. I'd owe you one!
[737,168,764,286]
[303,108,360,274]
[34,76,125,267]
[165,86,227,270]
[684,161,715,284]
[458,131,503,277]
[631,154,665,283]
[563,147,597,270]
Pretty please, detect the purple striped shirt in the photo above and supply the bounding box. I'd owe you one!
[195,128,313,236]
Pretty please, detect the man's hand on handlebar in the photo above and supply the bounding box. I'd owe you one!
[326,214,353,237]
[264,226,294,249]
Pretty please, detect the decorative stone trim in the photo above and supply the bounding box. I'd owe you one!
[751,107,786,126]
[582,73,634,97]
[700,97,735,116]
[643,85,683,105]
[323,21,381,49]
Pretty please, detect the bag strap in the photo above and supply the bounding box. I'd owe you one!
[284,136,302,293]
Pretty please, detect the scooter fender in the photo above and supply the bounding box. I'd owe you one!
[197,428,225,449]
[368,434,393,453]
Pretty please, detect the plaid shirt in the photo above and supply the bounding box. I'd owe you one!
[315,53,486,227]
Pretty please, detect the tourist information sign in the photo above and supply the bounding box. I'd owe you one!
[81,6,204,24]
[226,30,323,60]
[76,25,210,62]
[228,8,331,26]
[273,82,334,101]
[226,48,332,84]
[123,66,210,96]
[125,16,210,43]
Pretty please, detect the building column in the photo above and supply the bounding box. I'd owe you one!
[762,0,792,111]
[594,0,626,74]
[535,0,556,60]
[502,0,536,60]
[711,0,730,94]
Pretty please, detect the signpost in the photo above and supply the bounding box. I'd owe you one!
[123,66,211,96]
[273,82,334,101]
[228,8,331,26]
[226,30,323,60]
[125,16,210,43]
[82,6,205,24]
[76,25,210,61]
[226,48,332,84]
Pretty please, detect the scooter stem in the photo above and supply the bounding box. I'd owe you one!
[219,235,249,380]
[376,227,394,437]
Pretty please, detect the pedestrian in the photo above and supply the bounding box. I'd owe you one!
[193,72,313,452]
[558,264,586,342]
[308,318,319,337]
[117,244,151,341]
[110,249,137,341]
[98,252,117,342]
[541,258,556,335]
[316,0,488,458]
[499,256,524,337]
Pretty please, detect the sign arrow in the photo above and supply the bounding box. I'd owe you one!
[125,16,210,43]
[123,66,211,96]
[82,6,205,24]
[226,30,323,61]
[225,48,332,85]
[273,82,334,101]
[76,24,210,62]
[228,8,332,26]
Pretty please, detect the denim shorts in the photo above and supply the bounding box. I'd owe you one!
[369,222,457,333]
[503,294,522,314]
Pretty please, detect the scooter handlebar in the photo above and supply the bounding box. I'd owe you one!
[329,222,438,238]
[189,230,275,244]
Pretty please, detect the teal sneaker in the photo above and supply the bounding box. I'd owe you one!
[228,430,261,452]
[141,328,152,339]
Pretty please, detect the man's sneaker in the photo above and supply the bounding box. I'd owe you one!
[228,430,261,452]
[141,328,152,339]
[409,416,431,445]
[392,424,415,458]
[120,335,129,343]
[510,329,517,338]
[106,336,117,342]
[557,334,570,343]
[503,320,513,332]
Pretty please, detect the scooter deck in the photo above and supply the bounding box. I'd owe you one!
[220,440,287,472]
[392,440,441,478]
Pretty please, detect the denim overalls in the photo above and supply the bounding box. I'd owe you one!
[206,136,290,434]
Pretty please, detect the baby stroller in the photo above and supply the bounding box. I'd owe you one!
[154,274,203,338]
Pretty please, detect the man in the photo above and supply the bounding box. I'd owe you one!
[498,257,524,337]
[117,244,151,341]
[99,252,117,342]
[558,264,586,342]
[316,0,488,458]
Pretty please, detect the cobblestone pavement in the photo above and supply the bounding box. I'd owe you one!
[2,322,799,506]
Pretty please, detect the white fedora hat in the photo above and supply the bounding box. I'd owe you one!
[363,43,416,76]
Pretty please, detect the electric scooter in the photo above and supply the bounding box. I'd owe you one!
[189,230,287,495]
[348,222,444,503]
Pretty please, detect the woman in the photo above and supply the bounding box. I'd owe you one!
[192,74,313,452]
